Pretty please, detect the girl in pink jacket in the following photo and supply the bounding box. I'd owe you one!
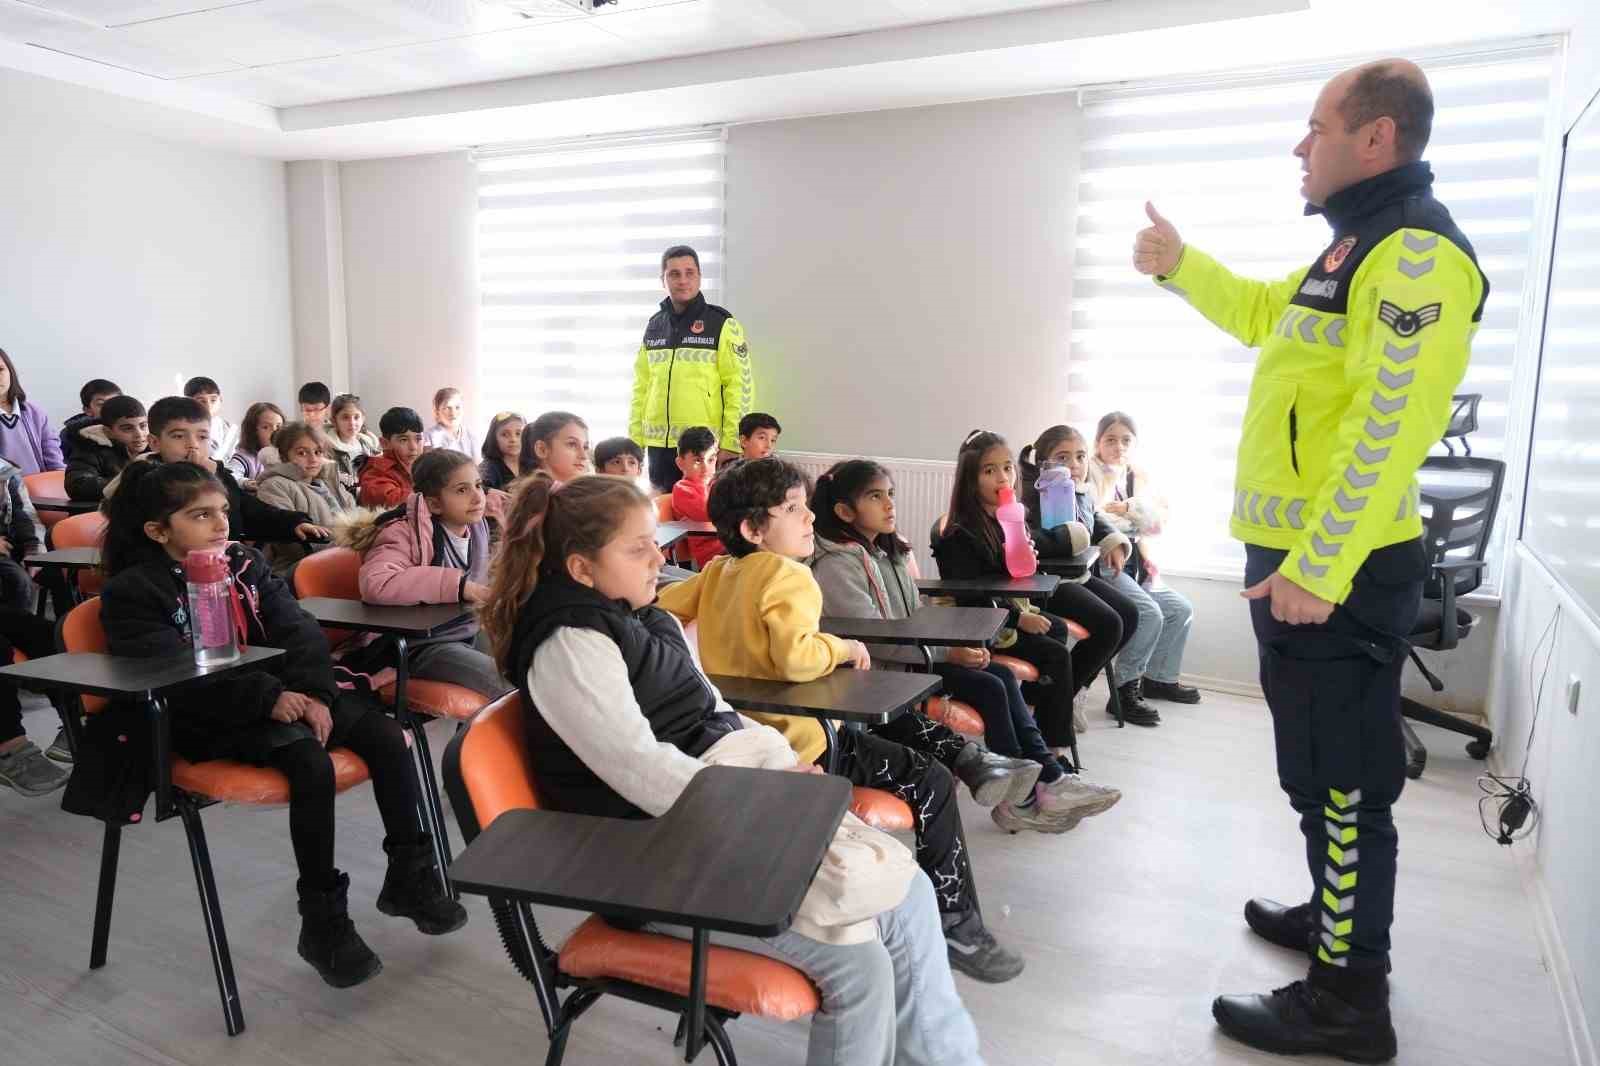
[343,449,510,701]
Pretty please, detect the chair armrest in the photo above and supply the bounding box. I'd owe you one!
[1431,559,1486,651]
[1434,560,1488,575]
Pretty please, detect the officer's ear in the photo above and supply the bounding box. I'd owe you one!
[1365,115,1399,161]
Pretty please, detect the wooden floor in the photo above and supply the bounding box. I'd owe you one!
[0,687,1573,1066]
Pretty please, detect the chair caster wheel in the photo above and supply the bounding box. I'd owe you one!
[1465,739,1490,760]
[1404,754,1425,780]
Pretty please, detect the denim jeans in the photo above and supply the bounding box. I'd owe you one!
[1106,571,1194,684]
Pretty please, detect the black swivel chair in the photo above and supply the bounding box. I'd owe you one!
[1400,394,1502,780]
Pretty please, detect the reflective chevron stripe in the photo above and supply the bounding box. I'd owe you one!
[1377,366,1414,390]
[1323,512,1355,537]
[1384,341,1420,364]
[1324,318,1346,347]
[1309,532,1339,558]
[1333,487,1367,512]
[1299,556,1328,579]
[1364,417,1400,441]
[1298,313,1322,343]
[1354,440,1391,465]
[1284,499,1306,529]
[1235,493,1310,530]
[1159,279,1189,299]
[1402,232,1439,254]
[1318,786,1362,967]
[1397,257,1435,279]
[1371,393,1408,416]
[1345,464,1379,491]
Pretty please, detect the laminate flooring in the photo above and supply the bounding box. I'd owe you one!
[0,687,1572,1066]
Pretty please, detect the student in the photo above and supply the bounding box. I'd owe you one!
[346,450,509,702]
[659,457,1023,984]
[359,407,427,509]
[478,411,523,491]
[65,396,149,503]
[0,611,68,796]
[593,436,644,478]
[519,411,590,484]
[99,461,465,986]
[326,394,382,492]
[256,423,355,577]
[0,348,64,474]
[738,412,782,461]
[808,459,1117,835]
[479,473,984,1065]
[59,379,121,463]
[669,425,724,569]
[424,387,478,458]
[104,396,328,547]
[0,458,43,610]
[227,401,286,484]
[1019,425,1160,725]
[183,376,240,462]
[298,382,333,427]
[1088,412,1199,707]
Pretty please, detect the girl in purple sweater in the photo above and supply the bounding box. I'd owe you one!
[0,350,64,474]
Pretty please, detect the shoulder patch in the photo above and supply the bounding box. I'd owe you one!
[1377,300,1442,338]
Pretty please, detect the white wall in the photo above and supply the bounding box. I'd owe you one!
[0,67,292,426]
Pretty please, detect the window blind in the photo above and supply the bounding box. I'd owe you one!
[1069,46,1556,582]
[475,128,727,442]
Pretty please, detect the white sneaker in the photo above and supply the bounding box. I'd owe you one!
[1035,773,1122,829]
[1072,689,1089,735]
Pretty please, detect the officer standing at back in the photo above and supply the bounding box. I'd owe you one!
[1133,59,1487,1063]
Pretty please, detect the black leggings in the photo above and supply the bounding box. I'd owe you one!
[1046,576,1140,694]
[1007,614,1076,750]
[0,608,60,744]
[265,699,421,888]
[932,661,1062,781]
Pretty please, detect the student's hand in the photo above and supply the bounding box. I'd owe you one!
[784,763,824,775]
[1105,545,1128,573]
[948,646,990,669]
[184,446,216,474]
[295,523,331,542]
[299,697,333,746]
[1241,572,1335,626]
[846,640,872,670]
[1017,612,1052,636]
[463,581,492,605]
[1104,500,1130,516]
[0,537,11,557]
[1133,201,1183,276]
[269,691,304,724]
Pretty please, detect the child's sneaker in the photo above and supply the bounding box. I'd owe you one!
[943,908,1025,983]
[1072,689,1090,735]
[1034,773,1122,830]
[46,727,74,764]
[0,739,69,796]
[952,743,1041,807]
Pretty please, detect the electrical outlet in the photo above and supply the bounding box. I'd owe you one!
[1567,675,1582,716]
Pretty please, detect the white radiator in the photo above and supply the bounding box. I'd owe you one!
[782,450,957,578]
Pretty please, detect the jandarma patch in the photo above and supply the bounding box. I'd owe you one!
[1324,236,1358,272]
[1377,300,1442,338]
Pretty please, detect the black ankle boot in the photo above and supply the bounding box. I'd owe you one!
[1142,677,1201,704]
[1212,968,1396,1064]
[376,834,468,935]
[298,871,382,988]
[1244,897,1318,953]
[1109,679,1161,726]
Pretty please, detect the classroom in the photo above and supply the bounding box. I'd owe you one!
[1,1,1597,1064]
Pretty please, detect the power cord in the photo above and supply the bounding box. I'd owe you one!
[1478,605,1559,846]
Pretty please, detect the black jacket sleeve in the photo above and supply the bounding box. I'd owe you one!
[65,449,110,502]
[930,529,1020,626]
[222,470,309,541]
[246,552,339,708]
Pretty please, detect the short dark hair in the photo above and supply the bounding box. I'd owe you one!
[99,395,146,426]
[661,245,700,272]
[239,402,285,454]
[182,376,220,398]
[707,457,809,558]
[271,421,327,460]
[739,413,781,439]
[298,381,332,407]
[80,379,121,409]
[379,406,424,437]
[594,436,644,468]
[677,425,717,457]
[147,396,208,436]
[1340,62,1434,163]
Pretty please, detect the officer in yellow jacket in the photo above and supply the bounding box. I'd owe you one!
[629,244,754,492]
[1135,60,1486,1062]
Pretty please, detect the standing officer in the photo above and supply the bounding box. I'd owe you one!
[628,245,753,492]
[1134,59,1487,1062]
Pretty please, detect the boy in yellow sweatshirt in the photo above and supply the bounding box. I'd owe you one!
[657,457,1027,983]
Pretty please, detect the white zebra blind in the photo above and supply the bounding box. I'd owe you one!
[475,128,727,441]
[1069,47,1556,580]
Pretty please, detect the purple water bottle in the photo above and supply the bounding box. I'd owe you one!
[183,549,239,667]
[1037,463,1077,530]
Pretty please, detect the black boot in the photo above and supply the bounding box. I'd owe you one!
[297,871,382,988]
[1109,679,1161,726]
[1212,967,1396,1064]
[1244,897,1317,953]
[376,834,468,935]
[1142,677,1201,704]
[952,743,1042,808]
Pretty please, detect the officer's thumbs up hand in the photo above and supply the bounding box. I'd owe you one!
[1133,201,1183,277]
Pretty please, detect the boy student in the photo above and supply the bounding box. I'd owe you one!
[737,413,781,461]
[102,396,328,546]
[657,457,1028,984]
[359,407,427,508]
[668,426,723,569]
[183,376,240,462]
[60,379,121,463]
[65,395,149,502]
[593,436,644,479]
[299,381,333,427]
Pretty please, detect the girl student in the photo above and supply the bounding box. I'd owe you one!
[424,386,478,459]
[1088,411,1199,708]
[0,348,64,474]
[518,410,590,485]
[1018,425,1161,726]
[344,449,510,702]
[808,459,1116,835]
[98,461,465,988]
[478,411,524,492]
[327,394,382,492]
[931,431,1127,799]
[478,472,985,1066]
[227,401,285,484]
[255,422,356,577]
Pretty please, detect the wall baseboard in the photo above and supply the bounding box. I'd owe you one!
[1181,672,1263,701]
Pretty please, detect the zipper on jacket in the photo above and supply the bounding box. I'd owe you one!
[1288,405,1300,476]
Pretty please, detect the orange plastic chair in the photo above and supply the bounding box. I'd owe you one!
[60,598,371,1037]
[46,510,109,599]
[653,493,694,565]
[24,470,68,529]
[442,693,822,1064]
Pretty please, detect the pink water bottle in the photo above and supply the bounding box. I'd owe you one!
[995,486,1037,578]
[183,549,239,667]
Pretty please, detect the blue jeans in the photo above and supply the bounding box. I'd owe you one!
[1106,571,1194,684]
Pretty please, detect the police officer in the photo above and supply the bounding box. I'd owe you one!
[628,245,754,492]
[1134,59,1486,1062]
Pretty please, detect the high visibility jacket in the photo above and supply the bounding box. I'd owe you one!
[1155,162,1487,603]
[629,293,753,450]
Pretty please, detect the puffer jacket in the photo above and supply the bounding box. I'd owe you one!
[0,458,42,556]
[254,460,355,575]
[357,453,413,509]
[65,424,148,502]
[326,430,381,491]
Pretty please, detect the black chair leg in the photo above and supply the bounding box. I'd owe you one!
[702,1014,737,1065]
[89,821,123,969]
[544,987,603,1066]
[407,720,455,899]
[51,695,82,758]
[177,796,245,1037]
[1401,720,1427,781]
[1402,696,1492,760]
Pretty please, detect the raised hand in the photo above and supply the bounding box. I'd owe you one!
[1133,201,1183,277]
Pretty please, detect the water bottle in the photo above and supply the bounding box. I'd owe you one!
[995,486,1038,579]
[183,549,240,668]
[1036,463,1077,530]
